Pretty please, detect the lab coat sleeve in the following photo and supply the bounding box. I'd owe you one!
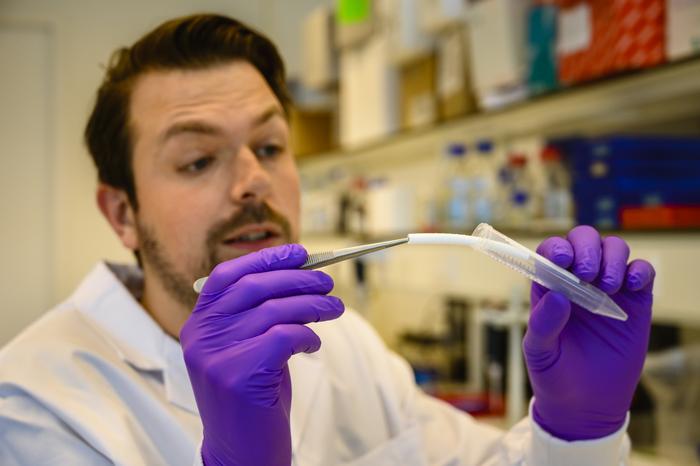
[193,442,204,466]
[522,401,631,466]
[0,390,111,466]
[405,355,630,465]
[346,312,631,465]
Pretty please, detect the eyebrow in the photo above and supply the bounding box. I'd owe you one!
[253,106,286,127]
[160,121,224,144]
[159,106,286,145]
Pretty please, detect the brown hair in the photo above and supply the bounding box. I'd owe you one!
[84,13,291,209]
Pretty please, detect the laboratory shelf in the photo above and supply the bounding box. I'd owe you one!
[298,58,700,327]
[298,57,700,176]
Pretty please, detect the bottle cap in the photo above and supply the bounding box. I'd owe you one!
[446,143,467,157]
[541,145,562,162]
[476,140,494,154]
[508,153,528,167]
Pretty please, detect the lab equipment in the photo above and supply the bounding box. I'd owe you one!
[469,224,627,321]
[181,244,343,466]
[539,145,572,223]
[439,142,473,230]
[504,153,535,226]
[301,237,409,269]
[193,225,626,321]
[407,226,627,321]
[526,226,655,441]
[472,140,499,224]
[193,238,409,293]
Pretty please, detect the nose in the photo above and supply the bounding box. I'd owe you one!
[229,146,272,204]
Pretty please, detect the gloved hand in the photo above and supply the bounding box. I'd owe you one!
[524,225,655,441]
[180,244,344,466]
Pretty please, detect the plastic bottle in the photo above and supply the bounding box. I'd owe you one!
[472,140,499,224]
[439,143,473,230]
[505,152,535,226]
[540,145,573,224]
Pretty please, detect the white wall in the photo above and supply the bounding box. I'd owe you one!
[0,0,328,344]
[0,23,53,344]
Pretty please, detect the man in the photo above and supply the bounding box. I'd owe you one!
[0,13,655,466]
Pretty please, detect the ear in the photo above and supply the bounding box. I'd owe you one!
[96,183,139,251]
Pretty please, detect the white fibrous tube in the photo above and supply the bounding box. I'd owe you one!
[407,233,529,260]
[407,233,479,247]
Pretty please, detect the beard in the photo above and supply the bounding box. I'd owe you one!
[136,203,293,309]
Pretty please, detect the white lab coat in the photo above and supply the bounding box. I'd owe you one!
[0,262,630,465]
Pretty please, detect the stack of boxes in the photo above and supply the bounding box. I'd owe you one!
[552,136,700,229]
[295,0,700,154]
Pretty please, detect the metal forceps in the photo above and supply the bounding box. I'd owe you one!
[193,237,409,293]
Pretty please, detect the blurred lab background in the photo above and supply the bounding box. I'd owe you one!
[2,0,700,464]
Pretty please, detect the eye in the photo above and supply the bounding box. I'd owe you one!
[181,156,214,173]
[255,143,283,159]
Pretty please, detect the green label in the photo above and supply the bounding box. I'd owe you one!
[338,0,371,25]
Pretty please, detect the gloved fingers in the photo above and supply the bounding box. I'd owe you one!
[596,236,630,294]
[212,269,334,314]
[625,259,656,292]
[201,244,308,294]
[235,295,345,339]
[523,291,571,369]
[567,225,602,282]
[532,237,574,305]
[227,270,334,313]
[536,236,574,268]
[259,324,323,370]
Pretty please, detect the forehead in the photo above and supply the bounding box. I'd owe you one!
[129,61,283,139]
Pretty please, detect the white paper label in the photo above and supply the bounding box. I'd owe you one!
[557,3,592,55]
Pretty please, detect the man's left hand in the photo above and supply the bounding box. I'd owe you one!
[524,225,655,441]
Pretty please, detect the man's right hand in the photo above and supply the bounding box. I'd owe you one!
[180,244,344,466]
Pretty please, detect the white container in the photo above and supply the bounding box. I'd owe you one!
[339,32,399,148]
[301,5,337,90]
[387,0,434,64]
[667,0,700,60]
[466,0,529,107]
[419,0,468,33]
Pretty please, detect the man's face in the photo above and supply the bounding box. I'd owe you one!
[128,61,300,308]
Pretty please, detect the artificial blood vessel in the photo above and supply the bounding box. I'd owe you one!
[193,223,627,321]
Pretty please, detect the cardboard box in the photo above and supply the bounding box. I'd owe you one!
[399,54,437,130]
[436,26,476,119]
[290,107,336,158]
[556,0,666,85]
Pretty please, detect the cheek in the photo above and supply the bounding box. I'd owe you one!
[275,163,301,226]
[137,183,218,260]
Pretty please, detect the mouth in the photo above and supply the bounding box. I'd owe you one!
[221,223,284,252]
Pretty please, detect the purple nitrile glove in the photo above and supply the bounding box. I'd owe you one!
[524,225,656,441]
[180,244,345,466]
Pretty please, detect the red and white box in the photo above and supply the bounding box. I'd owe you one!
[556,0,666,85]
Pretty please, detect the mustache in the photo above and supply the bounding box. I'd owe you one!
[205,203,292,246]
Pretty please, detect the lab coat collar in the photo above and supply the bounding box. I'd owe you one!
[70,262,327,437]
[72,262,198,414]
